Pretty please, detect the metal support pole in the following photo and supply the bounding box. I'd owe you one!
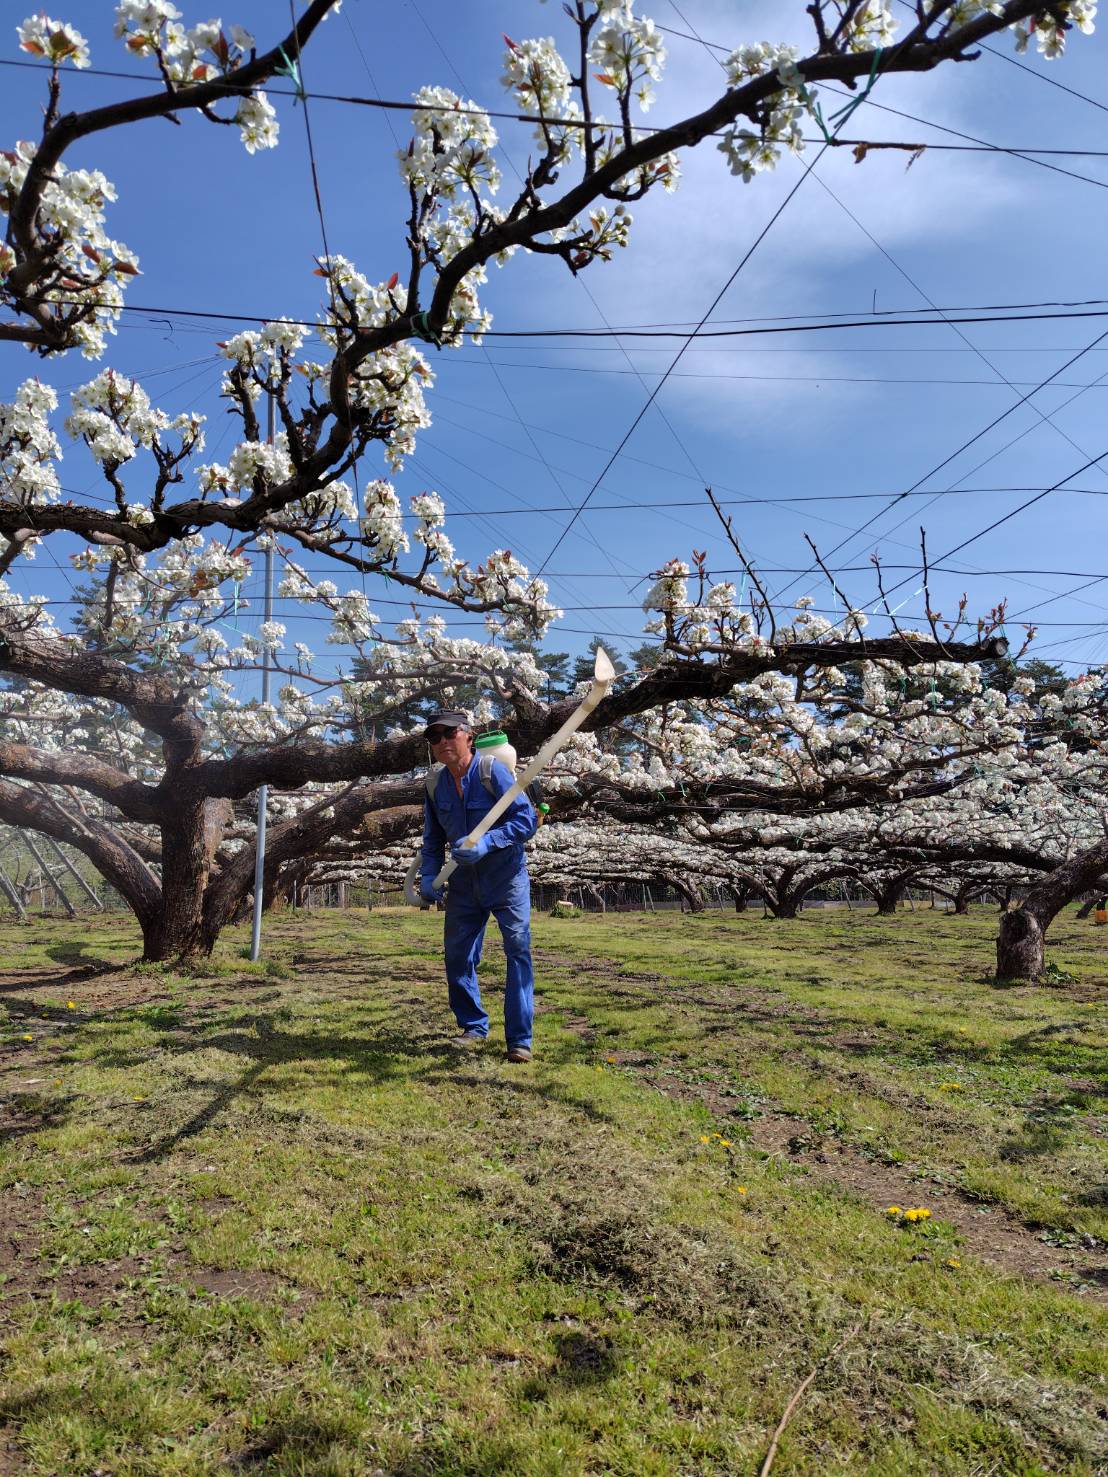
[44,835,103,908]
[249,391,276,962]
[0,862,27,920]
[20,830,77,918]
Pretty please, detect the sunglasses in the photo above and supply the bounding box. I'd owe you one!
[426,725,462,743]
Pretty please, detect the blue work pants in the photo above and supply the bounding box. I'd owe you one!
[443,873,533,1050]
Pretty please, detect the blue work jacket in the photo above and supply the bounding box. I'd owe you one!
[421,754,537,904]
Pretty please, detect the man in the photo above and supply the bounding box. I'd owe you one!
[419,709,538,1062]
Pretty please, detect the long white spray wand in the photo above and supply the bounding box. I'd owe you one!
[430,645,617,891]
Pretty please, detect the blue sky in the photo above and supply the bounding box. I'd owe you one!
[4,0,1108,687]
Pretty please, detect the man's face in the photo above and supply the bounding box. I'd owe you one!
[429,724,471,769]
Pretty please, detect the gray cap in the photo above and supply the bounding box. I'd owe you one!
[423,709,471,734]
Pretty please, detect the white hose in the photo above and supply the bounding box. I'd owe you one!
[403,851,428,909]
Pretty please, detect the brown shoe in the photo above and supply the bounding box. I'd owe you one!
[506,1046,532,1063]
[450,1030,486,1048]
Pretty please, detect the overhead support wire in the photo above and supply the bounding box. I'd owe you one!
[530,63,886,575]
[32,299,1108,337]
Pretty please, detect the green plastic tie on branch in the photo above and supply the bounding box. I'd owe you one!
[802,47,883,144]
[411,310,444,349]
[274,45,305,103]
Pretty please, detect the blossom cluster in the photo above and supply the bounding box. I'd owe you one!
[217,320,307,400]
[500,35,581,153]
[0,137,138,357]
[588,8,667,113]
[0,380,62,505]
[718,44,811,183]
[1013,1,1097,56]
[66,369,204,468]
[17,14,89,68]
[111,3,277,151]
[816,2,897,51]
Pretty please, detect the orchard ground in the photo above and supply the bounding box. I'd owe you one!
[0,905,1106,1475]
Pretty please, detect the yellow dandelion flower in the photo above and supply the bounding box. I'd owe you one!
[66,1001,76,1010]
[699,1135,711,1144]
[54,1078,63,1086]
[132,1095,145,1102]
[885,1206,902,1216]
[719,1139,732,1148]
[606,1056,616,1064]
[21,1033,32,1042]
[957,1026,968,1033]
[737,1186,747,1195]
[946,1257,961,1268]
[938,1082,964,1091]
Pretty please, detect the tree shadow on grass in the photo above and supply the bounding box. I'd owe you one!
[0,1391,359,1476]
[106,1010,618,1164]
[204,1401,543,1477]
[381,1433,541,1477]
[518,1328,624,1398]
[991,1022,1108,1085]
[45,941,120,973]
[0,1091,74,1145]
[997,1121,1070,1163]
[0,963,117,997]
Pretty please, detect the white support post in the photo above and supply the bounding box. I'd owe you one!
[249,391,276,962]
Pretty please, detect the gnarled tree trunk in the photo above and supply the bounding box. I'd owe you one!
[766,894,800,920]
[143,798,228,959]
[952,880,981,916]
[869,872,914,916]
[997,837,1108,981]
[663,874,704,913]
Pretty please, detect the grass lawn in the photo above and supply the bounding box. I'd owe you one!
[0,904,1105,1474]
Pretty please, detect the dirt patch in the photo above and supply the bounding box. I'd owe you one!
[0,1183,309,1322]
[0,1428,28,1475]
[637,1063,1107,1298]
[0,1185,46,1306]
[1,1248,312,1322]
[189,1268,307,1304]
[560,1014,595,1041]
[0,1254,154,1315]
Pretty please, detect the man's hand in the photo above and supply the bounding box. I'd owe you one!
[420,878,445,904]
[451,834,492,866]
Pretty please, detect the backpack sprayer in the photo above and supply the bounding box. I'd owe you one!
[404,645,617,907]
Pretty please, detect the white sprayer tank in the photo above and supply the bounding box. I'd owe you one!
[475,730,517,775]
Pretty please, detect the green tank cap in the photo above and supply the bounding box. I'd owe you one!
[475,731,509,748]
[539,803,550,814]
